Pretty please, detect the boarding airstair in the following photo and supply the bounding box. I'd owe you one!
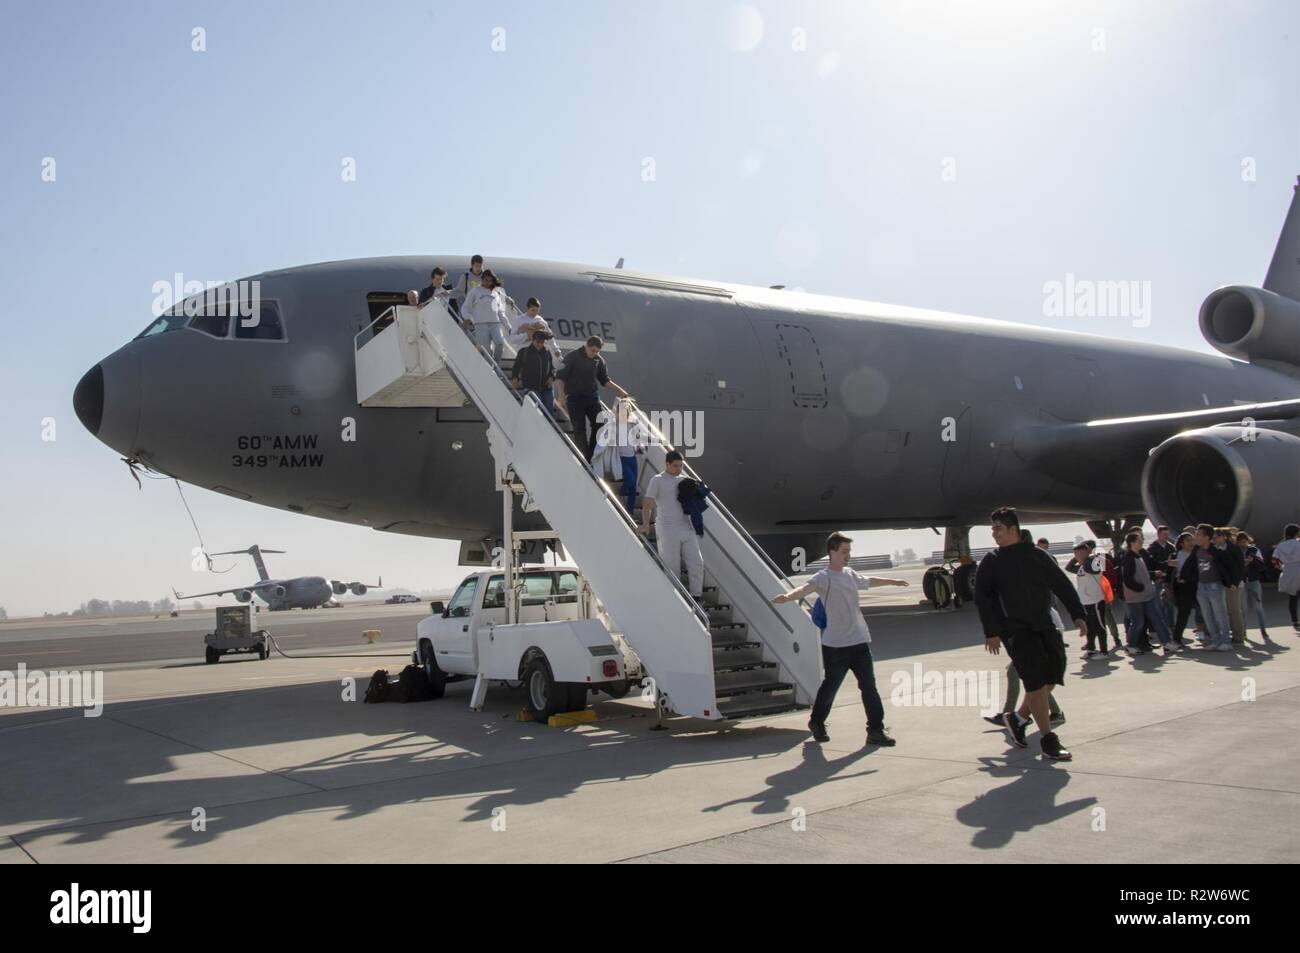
[354,300,823,720]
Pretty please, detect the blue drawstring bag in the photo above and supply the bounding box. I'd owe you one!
[811,598,827,630]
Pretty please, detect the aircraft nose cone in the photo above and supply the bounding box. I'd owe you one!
[75,348,142,453]
[73,364,104,435]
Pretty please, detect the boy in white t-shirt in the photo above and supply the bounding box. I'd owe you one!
[772,531,909,744]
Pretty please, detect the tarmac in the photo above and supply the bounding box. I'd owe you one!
[2,569,1297,864]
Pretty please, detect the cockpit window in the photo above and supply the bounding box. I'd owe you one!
[189,312,230,338]
[134,296,283,342]
[235,301,284,340]
[135,312,187,338]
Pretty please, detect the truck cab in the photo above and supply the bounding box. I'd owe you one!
[412,564,644,720]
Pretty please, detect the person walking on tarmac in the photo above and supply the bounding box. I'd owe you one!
[975,506,1089,762]
[771,532,910,745]
[639,451,704,597]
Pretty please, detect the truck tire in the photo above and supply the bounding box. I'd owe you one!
[205,645,219,664]
[522,655,562,722]
[565,683,589,712]
[418,641,446,700]
[603,679,630,699]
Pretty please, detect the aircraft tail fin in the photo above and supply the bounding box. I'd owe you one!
[208,545,284,581]
[1264,175,1300,301]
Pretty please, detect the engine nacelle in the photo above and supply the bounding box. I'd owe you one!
[1199,285,1300,369]
[331,580,348,595]
[349,583,367,596]
[236,589,252,603]
[271,585,287,599]
[1141,424,1300,542]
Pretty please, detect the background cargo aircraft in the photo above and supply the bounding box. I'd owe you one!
[172,544,381,611]
[74,180,1300,602]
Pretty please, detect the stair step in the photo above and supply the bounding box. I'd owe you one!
[709,622,748,642]
[717,689,804,720]
[712,659,777,676]
[711,640,764,665]
[715,676,792,698]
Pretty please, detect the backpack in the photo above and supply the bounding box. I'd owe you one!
[392,664,432,703]
[363,669,391,703]
[811,598,827,630]
[1101,553,1122,601]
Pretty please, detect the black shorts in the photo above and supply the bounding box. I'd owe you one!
[1003,628,1066,693]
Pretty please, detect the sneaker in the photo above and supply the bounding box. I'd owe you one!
[1081,649,1095,659]
[808,721,829,743]
[1215,643,1233,652]
[866,729,896,747]
[984,713,1010,727]
[1049,711,1066,727]
[1002,710,1028,748]
[1041,732,1073,761]
[1162,644,1176,656]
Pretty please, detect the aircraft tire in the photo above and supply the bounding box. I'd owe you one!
[205,646,219,664]
[953,563,978,606]
[922,567,954,609]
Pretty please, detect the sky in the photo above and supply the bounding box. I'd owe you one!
[0,1,1297,617]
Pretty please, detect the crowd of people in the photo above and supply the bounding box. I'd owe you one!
[407,261,1300,764]
[974,511,1300,762]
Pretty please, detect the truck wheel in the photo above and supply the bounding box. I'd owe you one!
[566,683,589,712]
[258,641,269,660]
[205,646,219,664]
[522,656,561,722]
[418,641,446,699]
[603,679,630,699]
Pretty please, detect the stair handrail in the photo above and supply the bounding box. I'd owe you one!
[517,390,712,631]
[604,395,816,612]
[416,299,711,631]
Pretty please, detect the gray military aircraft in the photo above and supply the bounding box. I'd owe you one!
[75,179,1300,604]
[172,545,381,611]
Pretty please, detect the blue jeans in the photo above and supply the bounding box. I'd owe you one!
[1245,579,1268,631]
[619,454,638,513]
[1126,598,1172,646]
[811,642,885,732]
[1197,582,1230,646]
[524,387,555,418]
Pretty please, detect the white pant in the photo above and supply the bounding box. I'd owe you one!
[656,524,703,596]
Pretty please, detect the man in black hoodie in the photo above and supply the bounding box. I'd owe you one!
[975,507,1088,761]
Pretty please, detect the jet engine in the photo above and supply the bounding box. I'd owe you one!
[1199,285,1300,369]
[270,585,286,599]
[349,582,367,596]
[1141,424,1300,542]
[331,580,348,595]
[236,589,252,603]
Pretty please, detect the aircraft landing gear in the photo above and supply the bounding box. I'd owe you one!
[923,525,977,609]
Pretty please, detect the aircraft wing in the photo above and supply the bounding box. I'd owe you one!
[172,581,265,601]
[1013,397,1300,487]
